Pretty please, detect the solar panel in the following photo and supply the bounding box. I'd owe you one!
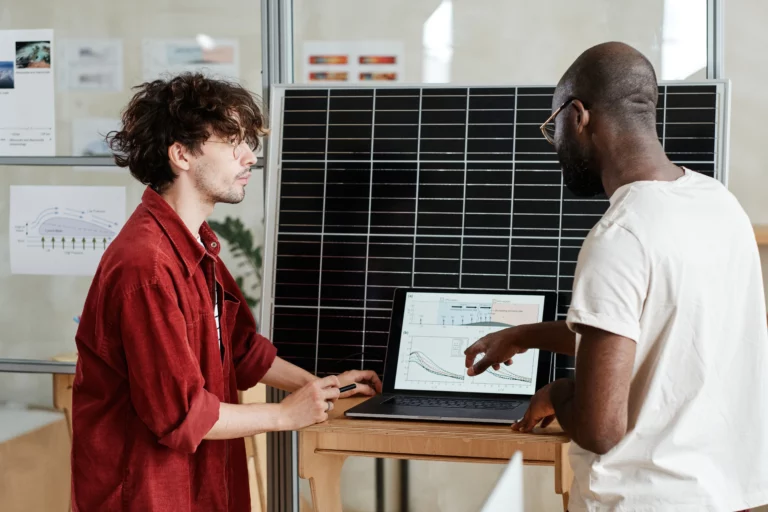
[261,81,730,381]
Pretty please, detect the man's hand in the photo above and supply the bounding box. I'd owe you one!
[464,327,528,376]
[278,375,340,430]
[512,382,556,433]
[337,370,383,398]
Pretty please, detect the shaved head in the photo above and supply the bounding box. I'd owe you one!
[555,41,659,129]
[552,42,661,197]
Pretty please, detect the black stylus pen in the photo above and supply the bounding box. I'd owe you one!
[339,383,356,393]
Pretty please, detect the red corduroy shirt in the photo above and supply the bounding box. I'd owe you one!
[72,187,277,511]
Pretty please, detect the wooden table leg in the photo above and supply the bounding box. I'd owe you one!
[554,442,574,512]
[52,374,74,439]
[299,432,347,512]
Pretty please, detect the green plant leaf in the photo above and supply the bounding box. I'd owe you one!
[244,294,258,309]
[208,215,264,309]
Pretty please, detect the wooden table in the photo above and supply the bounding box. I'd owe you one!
[298,397,573,511]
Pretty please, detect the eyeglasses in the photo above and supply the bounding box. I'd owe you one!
[539,98,574,145]
[207,138,258,159]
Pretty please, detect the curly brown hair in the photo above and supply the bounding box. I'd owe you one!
[108,73,268,192]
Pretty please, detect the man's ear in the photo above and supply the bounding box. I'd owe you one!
[168,142,192,173]
[570,99,591,135]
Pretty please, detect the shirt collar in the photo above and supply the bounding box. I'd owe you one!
[608,166,693,205]
[141,187,221,277]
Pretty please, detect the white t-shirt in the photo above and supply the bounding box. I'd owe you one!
[565,168,768,512]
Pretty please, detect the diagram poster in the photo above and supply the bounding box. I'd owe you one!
[303,41,404,83]
[58,38,123,92]
[0,29,55,156]
[142,38,239,82]
[9,186,126,276]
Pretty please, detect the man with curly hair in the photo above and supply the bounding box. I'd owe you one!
[71,73,381,511]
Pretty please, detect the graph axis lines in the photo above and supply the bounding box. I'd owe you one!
[402,335,535,387]
[407,350,465,381]
[486,366,533,384]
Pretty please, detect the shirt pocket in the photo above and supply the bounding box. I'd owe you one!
[220,290,241,352]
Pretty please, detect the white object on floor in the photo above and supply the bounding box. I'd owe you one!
[481,451,524,512]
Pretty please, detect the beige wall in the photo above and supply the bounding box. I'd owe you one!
[294,0,669,85]
[725,0,768,310]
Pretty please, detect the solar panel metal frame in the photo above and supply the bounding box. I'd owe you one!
[260,80,731,381]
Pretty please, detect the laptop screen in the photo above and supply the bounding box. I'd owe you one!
[392,291,547,396]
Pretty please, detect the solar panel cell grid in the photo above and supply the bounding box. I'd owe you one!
[268,83,724,379]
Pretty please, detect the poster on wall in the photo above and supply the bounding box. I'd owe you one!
[303,41,404,83]
[0,29,55,156]
[58,38,123,92]
[142,38,239,82]
[71,117,122,173]
[9,186,126,276]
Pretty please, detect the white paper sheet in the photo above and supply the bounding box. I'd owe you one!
[71,117,122,173]
[9,186,126,276]
[142,38,239,82]
[58,38,123,92]
[303,41,404,83]
[0,29,55,156]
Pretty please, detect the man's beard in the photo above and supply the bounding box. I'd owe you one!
[194,162,247,204]
[556,137,604,197]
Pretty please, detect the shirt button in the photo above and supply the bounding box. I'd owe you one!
[211,242,218,248]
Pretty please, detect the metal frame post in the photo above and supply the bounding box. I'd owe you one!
[707,0,725,78]
[261,0,294,200]
[260,2,296,512]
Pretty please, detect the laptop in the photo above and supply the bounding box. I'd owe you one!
[345,288,556,424]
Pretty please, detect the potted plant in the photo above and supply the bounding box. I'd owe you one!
[208,216,263,313]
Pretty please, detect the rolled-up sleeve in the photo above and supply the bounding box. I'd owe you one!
[566,221,649,343]
[120,282,220,453]
[234,330,278,391]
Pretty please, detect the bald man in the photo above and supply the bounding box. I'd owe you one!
[465,42,768,511]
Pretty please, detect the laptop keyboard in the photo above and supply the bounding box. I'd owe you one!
[390,396,523,410]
